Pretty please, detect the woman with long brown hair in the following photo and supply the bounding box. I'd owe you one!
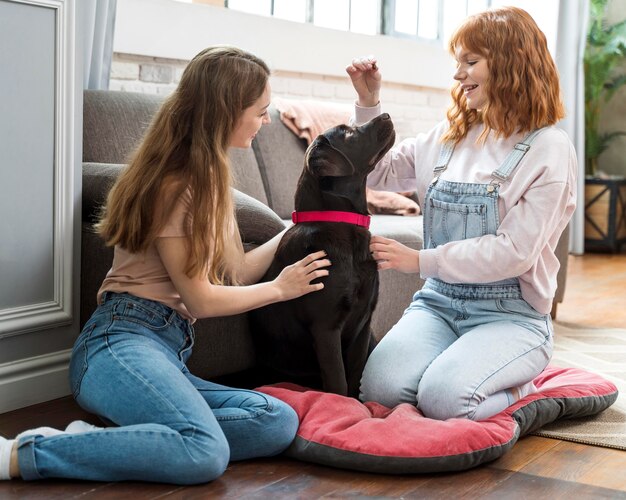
[0,46,330,484]
[347,7,577,420]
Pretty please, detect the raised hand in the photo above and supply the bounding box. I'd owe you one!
[345,55,382,108]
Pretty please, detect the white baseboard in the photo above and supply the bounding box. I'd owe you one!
[0,349,72,413]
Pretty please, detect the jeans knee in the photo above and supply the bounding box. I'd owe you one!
[418,374,469,421]
[173,432,230,485]
[360,374,417,408]
[262,401,299,456]
[361,381,397,408]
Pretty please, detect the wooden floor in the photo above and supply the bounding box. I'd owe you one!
[1,252,626,498]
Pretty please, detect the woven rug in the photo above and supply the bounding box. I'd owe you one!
[532,322,626,450]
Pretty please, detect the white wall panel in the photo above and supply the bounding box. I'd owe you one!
[0,0,80,412]
[0,0,77,339]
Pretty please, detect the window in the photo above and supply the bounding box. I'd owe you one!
[314,0,351,31]
[274,0,307,23]
[386,0,558,46]
[222,0,558,51]
[350,0,379,35]
[225,0,381,35]
[227,0,271,17]
[442,0,489,44]
[389,0,439,41]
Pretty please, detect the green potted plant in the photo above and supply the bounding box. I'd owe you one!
[584,0,626,177]
[583,0,626,252]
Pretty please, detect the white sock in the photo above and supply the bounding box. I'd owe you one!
[65,420,103,434]
[14,421,104,444]
[472,390,511,421]
[0,436,15,480]
[472,381,539,421]
[15,426,65,441]
[513,381,538,401]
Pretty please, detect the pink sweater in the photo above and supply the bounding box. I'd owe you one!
[355,104,578,315]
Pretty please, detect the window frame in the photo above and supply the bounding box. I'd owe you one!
[383,0,445,44]
[225,0,383,35]
[223,0,482,43]
[223,0,559,52]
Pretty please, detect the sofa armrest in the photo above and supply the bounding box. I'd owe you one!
[83,164,285,239]
[83,90,164,164]
[234,189,286,249]
[81,163,126,328]
[83,162,126,224]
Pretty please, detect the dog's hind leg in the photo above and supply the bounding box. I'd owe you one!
[311,324,348,396]
[345,323,374,398]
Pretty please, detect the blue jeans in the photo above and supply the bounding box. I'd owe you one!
[360,286,553,420]
[16,293,298,484]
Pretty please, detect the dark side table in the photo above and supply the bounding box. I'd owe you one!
[584,176,626,252]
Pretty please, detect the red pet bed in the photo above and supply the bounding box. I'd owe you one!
[257,365,618,474]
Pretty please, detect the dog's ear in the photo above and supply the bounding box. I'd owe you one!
[305,136,355,178]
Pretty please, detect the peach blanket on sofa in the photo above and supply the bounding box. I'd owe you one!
[273,97,419,216]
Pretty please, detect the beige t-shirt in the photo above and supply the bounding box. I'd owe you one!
[97,189,196,321]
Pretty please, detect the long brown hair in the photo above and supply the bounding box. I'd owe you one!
[97,46,270,284]
[442,6,565,144]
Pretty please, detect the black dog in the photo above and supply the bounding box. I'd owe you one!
[251,113,395,397]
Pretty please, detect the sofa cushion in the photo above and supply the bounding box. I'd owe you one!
[368,215,425,341]
[253,107,308,219]
[234,190,286,247]
[369,214,423,249]
[83,162,126,224]
[188,315,258,378]
[230,147,269,206]
[257,365,618,474]
[83,90,163,164]
[80,228,115,329]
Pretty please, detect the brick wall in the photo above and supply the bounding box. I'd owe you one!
[109,52,450,142]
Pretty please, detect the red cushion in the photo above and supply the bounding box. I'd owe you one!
[257,365,618,474]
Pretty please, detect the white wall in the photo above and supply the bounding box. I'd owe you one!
[111,0,455,141]
[114,0,455,90]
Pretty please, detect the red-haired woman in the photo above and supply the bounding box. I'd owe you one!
[347,7,577,420]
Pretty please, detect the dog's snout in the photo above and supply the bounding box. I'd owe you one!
[380,113,390,120]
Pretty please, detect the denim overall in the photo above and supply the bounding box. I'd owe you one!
[360,130,553,421]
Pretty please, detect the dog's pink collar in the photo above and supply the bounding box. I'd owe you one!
[291,211,371,229]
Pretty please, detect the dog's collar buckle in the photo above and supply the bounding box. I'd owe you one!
[291,211,371,229]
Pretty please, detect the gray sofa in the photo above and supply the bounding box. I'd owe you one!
[81,90,425,382]
[81,90,568,383]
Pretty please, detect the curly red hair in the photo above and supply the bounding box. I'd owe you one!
[441,6,565,144]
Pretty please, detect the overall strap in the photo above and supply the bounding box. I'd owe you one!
[491,128,544,183]
[431,142,456,184]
